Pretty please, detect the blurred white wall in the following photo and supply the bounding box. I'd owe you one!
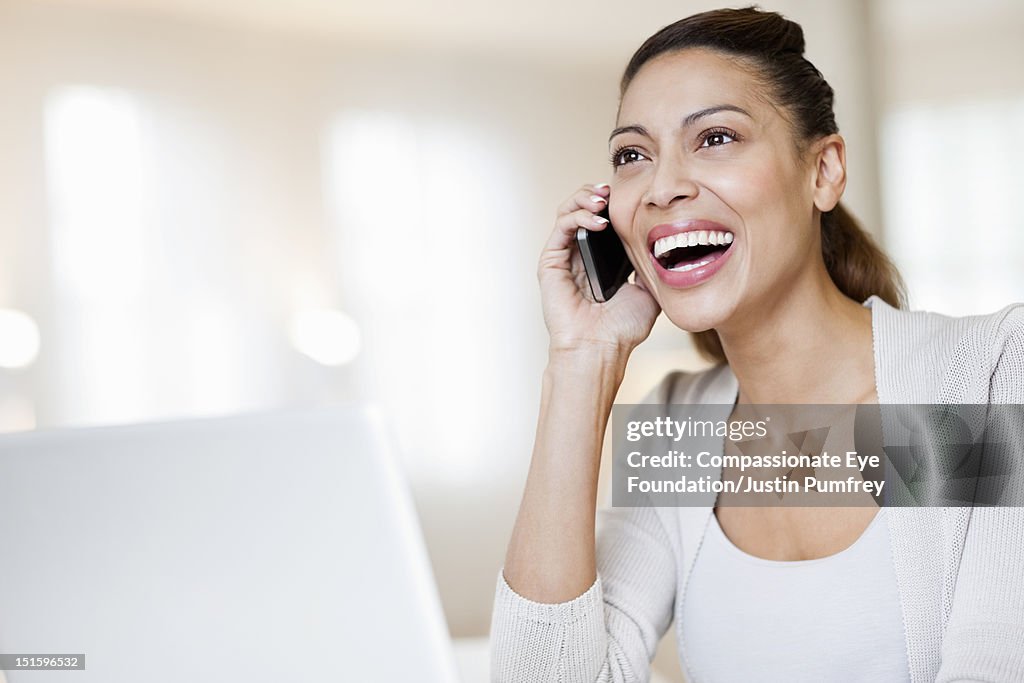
[0,0,1021,681]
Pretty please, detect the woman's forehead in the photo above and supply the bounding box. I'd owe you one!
[617,49,770,125]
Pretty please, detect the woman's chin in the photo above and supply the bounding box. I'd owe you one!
[659,296,736,335]
[651,286,741,333]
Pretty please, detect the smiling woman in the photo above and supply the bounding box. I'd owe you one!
[607,45,900,364]
[492,6,1024,683]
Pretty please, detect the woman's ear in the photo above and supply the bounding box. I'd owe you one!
[812,134,847,212]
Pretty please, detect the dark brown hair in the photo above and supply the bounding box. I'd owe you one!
[620,7,905,363]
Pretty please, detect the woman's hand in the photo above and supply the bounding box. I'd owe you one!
[539,183,661,355]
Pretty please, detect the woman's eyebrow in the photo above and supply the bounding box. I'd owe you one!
[609,104,753,143]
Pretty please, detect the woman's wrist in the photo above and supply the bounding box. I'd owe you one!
[548,344,626,393]
[548,338,633,369]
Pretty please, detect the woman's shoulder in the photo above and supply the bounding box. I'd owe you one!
[867,295,1024,402]
[869,294,1021,337]
[869,295,1024,356]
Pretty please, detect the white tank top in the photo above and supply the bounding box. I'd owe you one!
[681,508,911,682]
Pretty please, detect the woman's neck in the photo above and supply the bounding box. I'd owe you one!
[717,281,876,405]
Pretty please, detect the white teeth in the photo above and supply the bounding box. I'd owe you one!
[669,257,715,272]
[652,229,734,258]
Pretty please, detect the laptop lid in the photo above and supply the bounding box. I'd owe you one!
[0,405,458,683]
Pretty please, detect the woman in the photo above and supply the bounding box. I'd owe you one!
[491,7,1024,683]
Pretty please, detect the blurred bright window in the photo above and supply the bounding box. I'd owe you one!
[44,86,158,425]
[43,86,256,426]
[323,111,533,485]
[879,97,1024,314]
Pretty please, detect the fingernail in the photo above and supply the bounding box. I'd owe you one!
[593,214,609,225]
[590,194,607,204]
[594,183,610,190]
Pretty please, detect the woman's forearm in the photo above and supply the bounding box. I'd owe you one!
[502,344,629,603]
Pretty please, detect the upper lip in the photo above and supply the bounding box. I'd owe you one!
[646,220,734,252]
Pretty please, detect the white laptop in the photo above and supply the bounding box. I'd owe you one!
[0,405,459,683]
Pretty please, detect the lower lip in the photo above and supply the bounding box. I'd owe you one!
[650,243,735,288]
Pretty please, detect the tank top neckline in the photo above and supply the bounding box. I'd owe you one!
[708,507,887,567]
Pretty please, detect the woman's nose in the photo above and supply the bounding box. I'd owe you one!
[642,153,700,209]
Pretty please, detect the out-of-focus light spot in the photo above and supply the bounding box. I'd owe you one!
[289,309,361,366]
[0,309,41,369]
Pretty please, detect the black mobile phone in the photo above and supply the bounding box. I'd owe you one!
[576,206,634,302]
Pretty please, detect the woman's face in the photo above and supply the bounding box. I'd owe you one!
[609,48,834,336]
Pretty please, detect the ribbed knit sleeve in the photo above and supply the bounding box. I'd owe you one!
[490,505,677,682]
[937,305,1024,682]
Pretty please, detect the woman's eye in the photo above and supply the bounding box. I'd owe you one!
[700,129,739,148]
[610,147,647,167]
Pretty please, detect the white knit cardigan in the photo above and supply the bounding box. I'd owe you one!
[491,296,1024,682]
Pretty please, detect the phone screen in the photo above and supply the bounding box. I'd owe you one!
[576,207,634,302]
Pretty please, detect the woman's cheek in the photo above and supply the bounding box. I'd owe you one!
[710,165,777,212]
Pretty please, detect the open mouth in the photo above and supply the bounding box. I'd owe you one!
[652,230,734,272]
